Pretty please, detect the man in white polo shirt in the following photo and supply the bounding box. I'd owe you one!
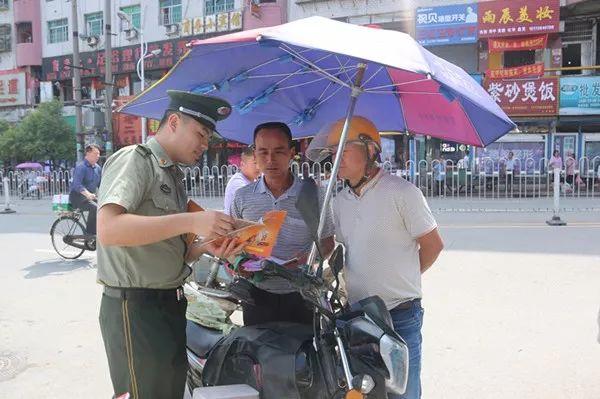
[311,116,444,399]
[223,146,260,215]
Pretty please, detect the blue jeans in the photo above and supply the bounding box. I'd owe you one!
[387,300,424,399]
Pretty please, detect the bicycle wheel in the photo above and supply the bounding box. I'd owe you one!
[50,216,86,259]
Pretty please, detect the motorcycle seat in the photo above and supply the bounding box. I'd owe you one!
[186,319,224,358]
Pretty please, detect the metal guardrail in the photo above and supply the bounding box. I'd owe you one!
[1,156,599,201]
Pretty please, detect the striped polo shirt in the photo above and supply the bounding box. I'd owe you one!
[230,174,334,293]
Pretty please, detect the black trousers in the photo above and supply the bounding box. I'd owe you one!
[242,285,313,326]
[99,291,188,399]
[69,191,98,235]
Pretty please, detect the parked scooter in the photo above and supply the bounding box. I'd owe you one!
[184,179,409,399]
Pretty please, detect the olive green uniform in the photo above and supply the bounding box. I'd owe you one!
[97,90,232,399]
[97,138,190,399]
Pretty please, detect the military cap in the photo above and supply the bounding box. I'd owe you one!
[166,90,232,133]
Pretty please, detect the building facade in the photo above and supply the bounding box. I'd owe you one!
[39,0,287,150]
[0,0,42,122]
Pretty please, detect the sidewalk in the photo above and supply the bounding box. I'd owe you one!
[5,195,600,216]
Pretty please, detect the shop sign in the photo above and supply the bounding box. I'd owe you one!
[488,34,547,52]
[415,4,478,47]
[0,70,26,107]
[559,76,600,116]
[112,96,141,147]
[42,21,243,82]
[181,11,242,36]
[485,76,558,116]
[478,0,559,38]
[486,63,544,79]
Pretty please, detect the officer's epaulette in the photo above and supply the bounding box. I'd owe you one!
[135,144,152,158]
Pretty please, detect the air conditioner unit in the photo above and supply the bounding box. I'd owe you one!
[165,23,179,36]
[125,29,138,40]
[86,35,100,47]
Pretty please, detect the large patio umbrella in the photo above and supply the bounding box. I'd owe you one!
[119,16,515,262]
[120,16,514,147]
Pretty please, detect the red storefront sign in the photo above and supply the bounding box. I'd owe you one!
[485,77,558,116]
[489,34,548,52]
[478,0,559,38]
[112,96,141,147]
[486,63,545,79]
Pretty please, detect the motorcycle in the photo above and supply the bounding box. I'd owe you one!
[185,180,410,399]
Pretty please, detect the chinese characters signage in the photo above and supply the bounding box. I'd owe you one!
[487,63,544,79]
[478,0,559,38]
[112,96,142,147]
[181,10,242,37]
[0,71,26,107]
[416,4,478,47]
[485,77,558,116]
[559,76,600,116]
[42,25,242,82]
[489,34,547,52]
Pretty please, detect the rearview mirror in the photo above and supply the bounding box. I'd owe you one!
[295,178,321,243]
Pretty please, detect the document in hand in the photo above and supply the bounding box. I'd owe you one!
[186,199,287,258]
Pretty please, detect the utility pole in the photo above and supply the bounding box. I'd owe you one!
[71,0,84,162]
[104,0,114,155]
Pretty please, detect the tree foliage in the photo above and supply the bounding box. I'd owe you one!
[0,101,76,165]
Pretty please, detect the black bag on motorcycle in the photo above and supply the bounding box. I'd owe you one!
[202,322,327,399]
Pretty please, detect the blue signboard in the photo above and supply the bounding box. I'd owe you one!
[559,76,600,115]
[416,4,478,47]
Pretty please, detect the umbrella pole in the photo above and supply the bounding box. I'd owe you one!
[308,63,367,272]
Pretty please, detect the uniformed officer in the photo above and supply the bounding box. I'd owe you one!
[96,90,244,399]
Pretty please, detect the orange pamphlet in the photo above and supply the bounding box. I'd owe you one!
[186,199,287,258]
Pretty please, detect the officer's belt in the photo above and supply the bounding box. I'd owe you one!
[103,285,185,302]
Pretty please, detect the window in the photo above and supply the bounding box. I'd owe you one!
[503,50,536,68]
[205,0,234,16]
[0,24,10,52]
[85,12,103,37]
[562,43,581,75]
[159,0,181,25]
[120,5,141,30]
[0,0,9,10]
[48,18,68,43]
[16,22,32,44]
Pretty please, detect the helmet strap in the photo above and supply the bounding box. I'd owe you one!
[347,142,380,192]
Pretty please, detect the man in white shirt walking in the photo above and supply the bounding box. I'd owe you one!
[311,116,444,399]
[223,147,260,215]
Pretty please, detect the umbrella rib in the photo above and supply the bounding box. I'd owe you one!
[367,90,442,95]
[274,76,331,91]
[363,77,432,92]
[360,66,385,89]
[247,66,356,79]
[278,44,351,89]
[333,55,354,84]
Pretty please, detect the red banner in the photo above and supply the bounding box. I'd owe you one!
[112,96,141,147]
[478,0,560,38]
[484,77,558,116]
[486,63,545,79]
[489,34,547,52]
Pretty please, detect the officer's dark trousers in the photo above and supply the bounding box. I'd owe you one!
[69,191,97,235]
[99,291,188,399]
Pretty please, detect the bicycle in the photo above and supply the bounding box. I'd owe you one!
[50,208,96,259]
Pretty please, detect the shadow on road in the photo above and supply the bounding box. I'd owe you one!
[23,258,95,279]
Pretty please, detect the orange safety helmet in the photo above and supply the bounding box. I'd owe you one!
[325,116,381,151]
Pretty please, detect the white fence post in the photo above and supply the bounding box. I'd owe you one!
[1,177,16,214]
[546,168,566,226]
